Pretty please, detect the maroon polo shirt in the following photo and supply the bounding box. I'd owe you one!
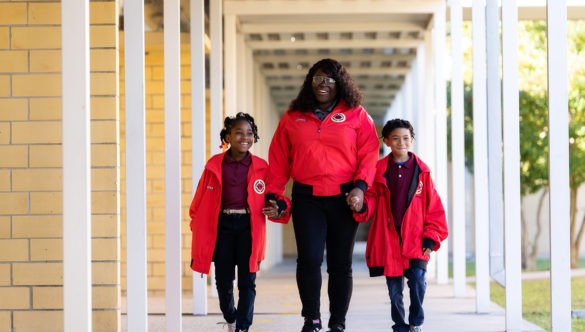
[386,152,415,227]
[221,151,250,209]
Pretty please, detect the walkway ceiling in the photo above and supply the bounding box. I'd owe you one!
[121,0,585,125]
[223,0,441,123]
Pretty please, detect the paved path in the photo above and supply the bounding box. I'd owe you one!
[122,257,548,331]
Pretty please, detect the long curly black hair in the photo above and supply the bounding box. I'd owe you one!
[219,112,259,148]
[289,58,363,112]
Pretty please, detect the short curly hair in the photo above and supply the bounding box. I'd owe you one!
[381,118,415,140]
[289,58,363,111]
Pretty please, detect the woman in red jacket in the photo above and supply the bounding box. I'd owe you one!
[189,112,289,332]
[354,119,448,332]
[265,58,380,332]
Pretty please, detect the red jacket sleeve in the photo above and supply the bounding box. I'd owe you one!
[354,109,380,188]
[266,114,292,196]
[353,185,378,223]
[421,175,449,251]
[267,194,292,224]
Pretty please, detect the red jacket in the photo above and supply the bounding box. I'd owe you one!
[354,153,448,277]
[189,152,290,274]
[266,100,379,196]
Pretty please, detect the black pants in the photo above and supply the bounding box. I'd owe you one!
[213,213,256,329]
[291,188,359,329]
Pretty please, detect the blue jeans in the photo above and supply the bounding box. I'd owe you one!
[385,267,427,332]
[213,213,256,330]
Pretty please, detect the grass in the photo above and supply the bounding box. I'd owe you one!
[490,277,585,331]
[458,258,585,331]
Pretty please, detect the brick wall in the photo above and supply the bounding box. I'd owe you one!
[0,1,120,331]
[119,41,209,294]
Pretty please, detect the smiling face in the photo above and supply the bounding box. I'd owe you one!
[383,128,412,162]
[226,119,254,159]
[311,69,338,110]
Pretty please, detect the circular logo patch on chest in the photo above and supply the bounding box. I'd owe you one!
[415,180,424,195]
[254,179,265,194]
[331,113,346,123]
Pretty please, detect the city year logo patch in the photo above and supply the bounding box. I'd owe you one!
[415,181,423,195]
[331,113,346,123]
[254,179,265,194]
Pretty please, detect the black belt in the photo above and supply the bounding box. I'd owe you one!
[292,181,354,196]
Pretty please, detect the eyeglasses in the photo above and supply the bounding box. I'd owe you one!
[312,75,336,87]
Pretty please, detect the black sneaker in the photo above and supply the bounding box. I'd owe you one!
[327,323,345,332]
[301,318,324,332]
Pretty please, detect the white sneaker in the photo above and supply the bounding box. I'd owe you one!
[217,321,236,332]
[410,326,423,332]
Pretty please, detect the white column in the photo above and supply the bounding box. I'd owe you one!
[164,0,182,330]
[224,14,237,116]
[547,1,572,330]
[449,0,467,298]
[124,0,149,329]
[501,1,523,331]
[210,0,224,153]
[433,2,449,285]
[471,0,490,313]
[191,0,208,316]
[486,0,505,287]
[62,0,91,330]
[209,0,224,299]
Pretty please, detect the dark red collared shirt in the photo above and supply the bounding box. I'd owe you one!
[386,152,415,227]
[221,151,251,209]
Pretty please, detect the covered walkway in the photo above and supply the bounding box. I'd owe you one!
[122,256,547,332]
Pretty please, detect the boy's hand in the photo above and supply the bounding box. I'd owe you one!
[423,248,432,256]
[345,187,364,212]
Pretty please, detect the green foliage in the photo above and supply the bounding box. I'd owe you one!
[518,90,549,195]
[447,21,585,196]
[446,81,475,172]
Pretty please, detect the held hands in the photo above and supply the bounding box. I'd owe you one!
[345,187,364,212]
[263,200,284,219]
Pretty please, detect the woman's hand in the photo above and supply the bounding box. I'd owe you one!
[345,187,364,212]
[262,200,284,219]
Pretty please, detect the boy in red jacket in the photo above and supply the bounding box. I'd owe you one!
[353,119,448,332]
[189,113,290,332]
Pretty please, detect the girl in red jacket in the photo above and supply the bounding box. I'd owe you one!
[354,119,448,332]
[189,112,289,332]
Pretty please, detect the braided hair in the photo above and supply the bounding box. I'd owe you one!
[219,112,259,149]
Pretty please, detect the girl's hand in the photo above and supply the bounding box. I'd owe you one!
[262,200,283,219]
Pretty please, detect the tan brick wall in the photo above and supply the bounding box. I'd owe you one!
[0,1,120,331]
[119,37,211,294]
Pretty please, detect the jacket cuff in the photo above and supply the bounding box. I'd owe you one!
[276,199,287,214]
[422,238,435,251]
[265,193,277,203]
[354,180,367,193]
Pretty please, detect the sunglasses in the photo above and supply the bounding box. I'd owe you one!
[312,75,336,87]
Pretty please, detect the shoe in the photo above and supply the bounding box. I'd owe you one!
[410,326,423,332]
[301,318,324,332]
[224,321,236,332]
[235,329,248,332]
[327,324,345,332]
